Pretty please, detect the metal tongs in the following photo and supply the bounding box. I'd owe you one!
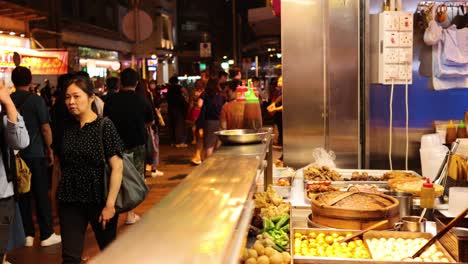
[412,208,468,259]
[433,140,460,201]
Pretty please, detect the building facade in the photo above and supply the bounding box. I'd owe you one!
[0,0,177,84]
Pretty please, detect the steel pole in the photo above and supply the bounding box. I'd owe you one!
[232,0,237,64]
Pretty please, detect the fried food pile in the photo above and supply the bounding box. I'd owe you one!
[254,185,290,219]
[304,165,342,181]
[385,171,444,197]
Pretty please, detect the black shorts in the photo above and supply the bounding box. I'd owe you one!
[0,196,14,256]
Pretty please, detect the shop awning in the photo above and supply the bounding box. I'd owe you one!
[0,1,47,21]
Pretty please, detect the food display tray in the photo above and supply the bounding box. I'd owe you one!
[293,169,422,208]
[293,228,372,264]
[303,169,421,187]
[292,228,456,263]
[364,231,456,263]
[333,169,421,185]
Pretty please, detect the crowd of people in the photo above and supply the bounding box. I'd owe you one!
[0,65,283,264]
[165,68,283,165]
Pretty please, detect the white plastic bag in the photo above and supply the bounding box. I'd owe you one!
[309,148,337,168]
[424,20,442,46]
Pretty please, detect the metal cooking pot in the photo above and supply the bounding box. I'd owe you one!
[214,129,269,144]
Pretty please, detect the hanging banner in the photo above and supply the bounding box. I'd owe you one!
[200,42,211,58]
[0,48,68,75]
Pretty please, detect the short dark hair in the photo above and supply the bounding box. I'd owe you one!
[106,77,119,91]
[169,75,179,84]
[65,76,94,97]
[11,66,32,87]
[75,71,90,79]
[218,70,228,79]
[206,78,219,97]
[120,68,139,87]
[228,79,241,92]
[228,67,241,79]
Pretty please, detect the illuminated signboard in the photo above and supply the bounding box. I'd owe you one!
[0,49,68,75]
[78,47,118,60]
[147,59,158,67]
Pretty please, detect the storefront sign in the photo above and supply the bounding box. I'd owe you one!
[200,42,211,58]
[78,46,118,60]
[0,49,68,75]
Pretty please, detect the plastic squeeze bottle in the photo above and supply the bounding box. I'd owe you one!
[420,177,435,208]
[457,120,467,138]
[446,120,457,145]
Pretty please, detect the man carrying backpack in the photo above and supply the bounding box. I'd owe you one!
[0,80,30,263]
[10,67,61,247]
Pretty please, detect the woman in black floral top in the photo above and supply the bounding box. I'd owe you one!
[53,76,123,264]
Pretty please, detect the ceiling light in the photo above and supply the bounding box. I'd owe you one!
[20,34,25,37]
[9,32,15,36]
[223,56,227,59]
[151,54,157,59]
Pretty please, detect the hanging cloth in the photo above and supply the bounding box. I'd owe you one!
[441,25,468,65]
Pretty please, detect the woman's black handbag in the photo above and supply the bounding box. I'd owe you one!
[99,118,149,213]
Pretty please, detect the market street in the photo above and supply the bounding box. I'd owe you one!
[8,141,199,263]
[7,135,282,264]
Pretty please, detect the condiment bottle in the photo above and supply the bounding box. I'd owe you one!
[383,0,390,11]
[446,120,457,145]
[420,177,435,208]
[457,120,467,138]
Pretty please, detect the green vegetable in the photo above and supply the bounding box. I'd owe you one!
[280,223,289,232]
[276,240,288,247]
[271,215,283,223]
[271,243,285,252]
[279,229,289,241]
[275,215,290,229]
[264,218,275,230]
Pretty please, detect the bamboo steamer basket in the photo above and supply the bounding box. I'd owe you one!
[311,191,400,230]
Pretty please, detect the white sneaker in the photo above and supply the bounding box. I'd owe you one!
[151,170,164,177]
[25,236,34,247]
[125,213,141,225]
[40,233,61,247]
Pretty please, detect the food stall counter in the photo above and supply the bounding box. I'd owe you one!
[90,133,273,264]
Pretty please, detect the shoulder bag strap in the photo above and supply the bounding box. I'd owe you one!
[98,117,107,164]
[98,117,111,199]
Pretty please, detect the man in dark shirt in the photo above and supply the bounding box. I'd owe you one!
[104,68,154,224]
[10,66,61,247]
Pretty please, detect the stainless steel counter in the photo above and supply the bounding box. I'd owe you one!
[90,133,272,264]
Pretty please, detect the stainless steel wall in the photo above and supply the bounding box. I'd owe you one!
[282,0,360,168]
[327,0,360,169]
